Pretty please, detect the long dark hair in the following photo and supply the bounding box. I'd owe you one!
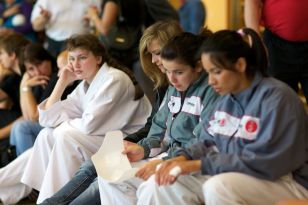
[200,28,268,78]
[66,34,144,100]
[161,29,213,68]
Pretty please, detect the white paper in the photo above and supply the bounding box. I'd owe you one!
[92,130,138,182]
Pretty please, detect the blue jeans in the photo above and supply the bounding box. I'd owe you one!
[10,120,43,156]
[179,0,206,34]
[40,160,100,205]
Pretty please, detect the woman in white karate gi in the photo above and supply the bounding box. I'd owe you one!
[0,34,151,205]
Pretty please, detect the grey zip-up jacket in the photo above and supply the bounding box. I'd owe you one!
[177,74,308,189]
[138,72,219,159]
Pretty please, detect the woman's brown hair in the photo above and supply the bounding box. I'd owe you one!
[66,34,144,100]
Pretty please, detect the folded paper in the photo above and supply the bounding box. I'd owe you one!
[92,130,138,182]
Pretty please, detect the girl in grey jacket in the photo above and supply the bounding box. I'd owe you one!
[98,31,219,205]
[139,28,308,205]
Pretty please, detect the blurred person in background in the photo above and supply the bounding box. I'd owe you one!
[245,0,308,104]
[0,0,37,41]
[31,0,102,57]
[10,43,78,156]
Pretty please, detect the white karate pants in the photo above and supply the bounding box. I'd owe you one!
[137,172,308,205]
[0,149,32,205]
[21,124,103,203]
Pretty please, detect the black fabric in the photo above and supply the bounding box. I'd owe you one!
[0,73,22,113]
[106,25,141,51]
[263,29,308,102]
[31,71,78,104]
[102,0,145,27]
[0,138,16,168]
[101,0,144,68]
[143,0,179,27]
[263,29,308,78]
[124,85,168,143]
[46,36,67,58]
[32,72,59,103]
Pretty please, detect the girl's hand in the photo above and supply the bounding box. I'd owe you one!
[135,159,162,180]
[39,5,51,19]
[122,142,144,162]
[155,156,200,186]
[58,63,78,86]
[21,72,50,89]
[85,6,99,21]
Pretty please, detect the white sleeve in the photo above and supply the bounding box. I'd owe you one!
[38,83,83,128]
[67,74,134,135]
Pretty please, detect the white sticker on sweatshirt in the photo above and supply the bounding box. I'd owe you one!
[208,111,240,137]
[168,96,181,113]
[182,96,203,116]
[168,96,203,116]
[208,111,259,140]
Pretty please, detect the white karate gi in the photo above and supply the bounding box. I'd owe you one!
[20,63,151,203]
[0,149,32,205]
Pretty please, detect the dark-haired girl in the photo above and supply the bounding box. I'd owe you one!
[98,31,218,205]
[139,28,308,205]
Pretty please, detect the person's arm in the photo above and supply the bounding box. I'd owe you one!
[2,4,20,18]
[137,90,170,158]
[31,4,51,31]
[244,0,263,34]
[0,89,9,103]
[19,72,50,121]
[154,156,200,186]
[0,98,12,110]
[87,1,119,36]
[14,2,37,33]
[43,63,76,110]
[189,91,307,181]
[0,64,12,82]
[37,64,80,128]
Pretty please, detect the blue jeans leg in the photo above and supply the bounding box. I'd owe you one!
[70,178,100,205]
[10,120,43,156]
[39,160,97,205]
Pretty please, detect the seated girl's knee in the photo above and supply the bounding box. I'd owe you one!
[203,173,235,193]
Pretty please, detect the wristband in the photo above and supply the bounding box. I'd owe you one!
[169,166,182,177]
[21,86,30,92]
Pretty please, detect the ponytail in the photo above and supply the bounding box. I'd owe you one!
[200,28,268,78]
[241,28,268,77]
